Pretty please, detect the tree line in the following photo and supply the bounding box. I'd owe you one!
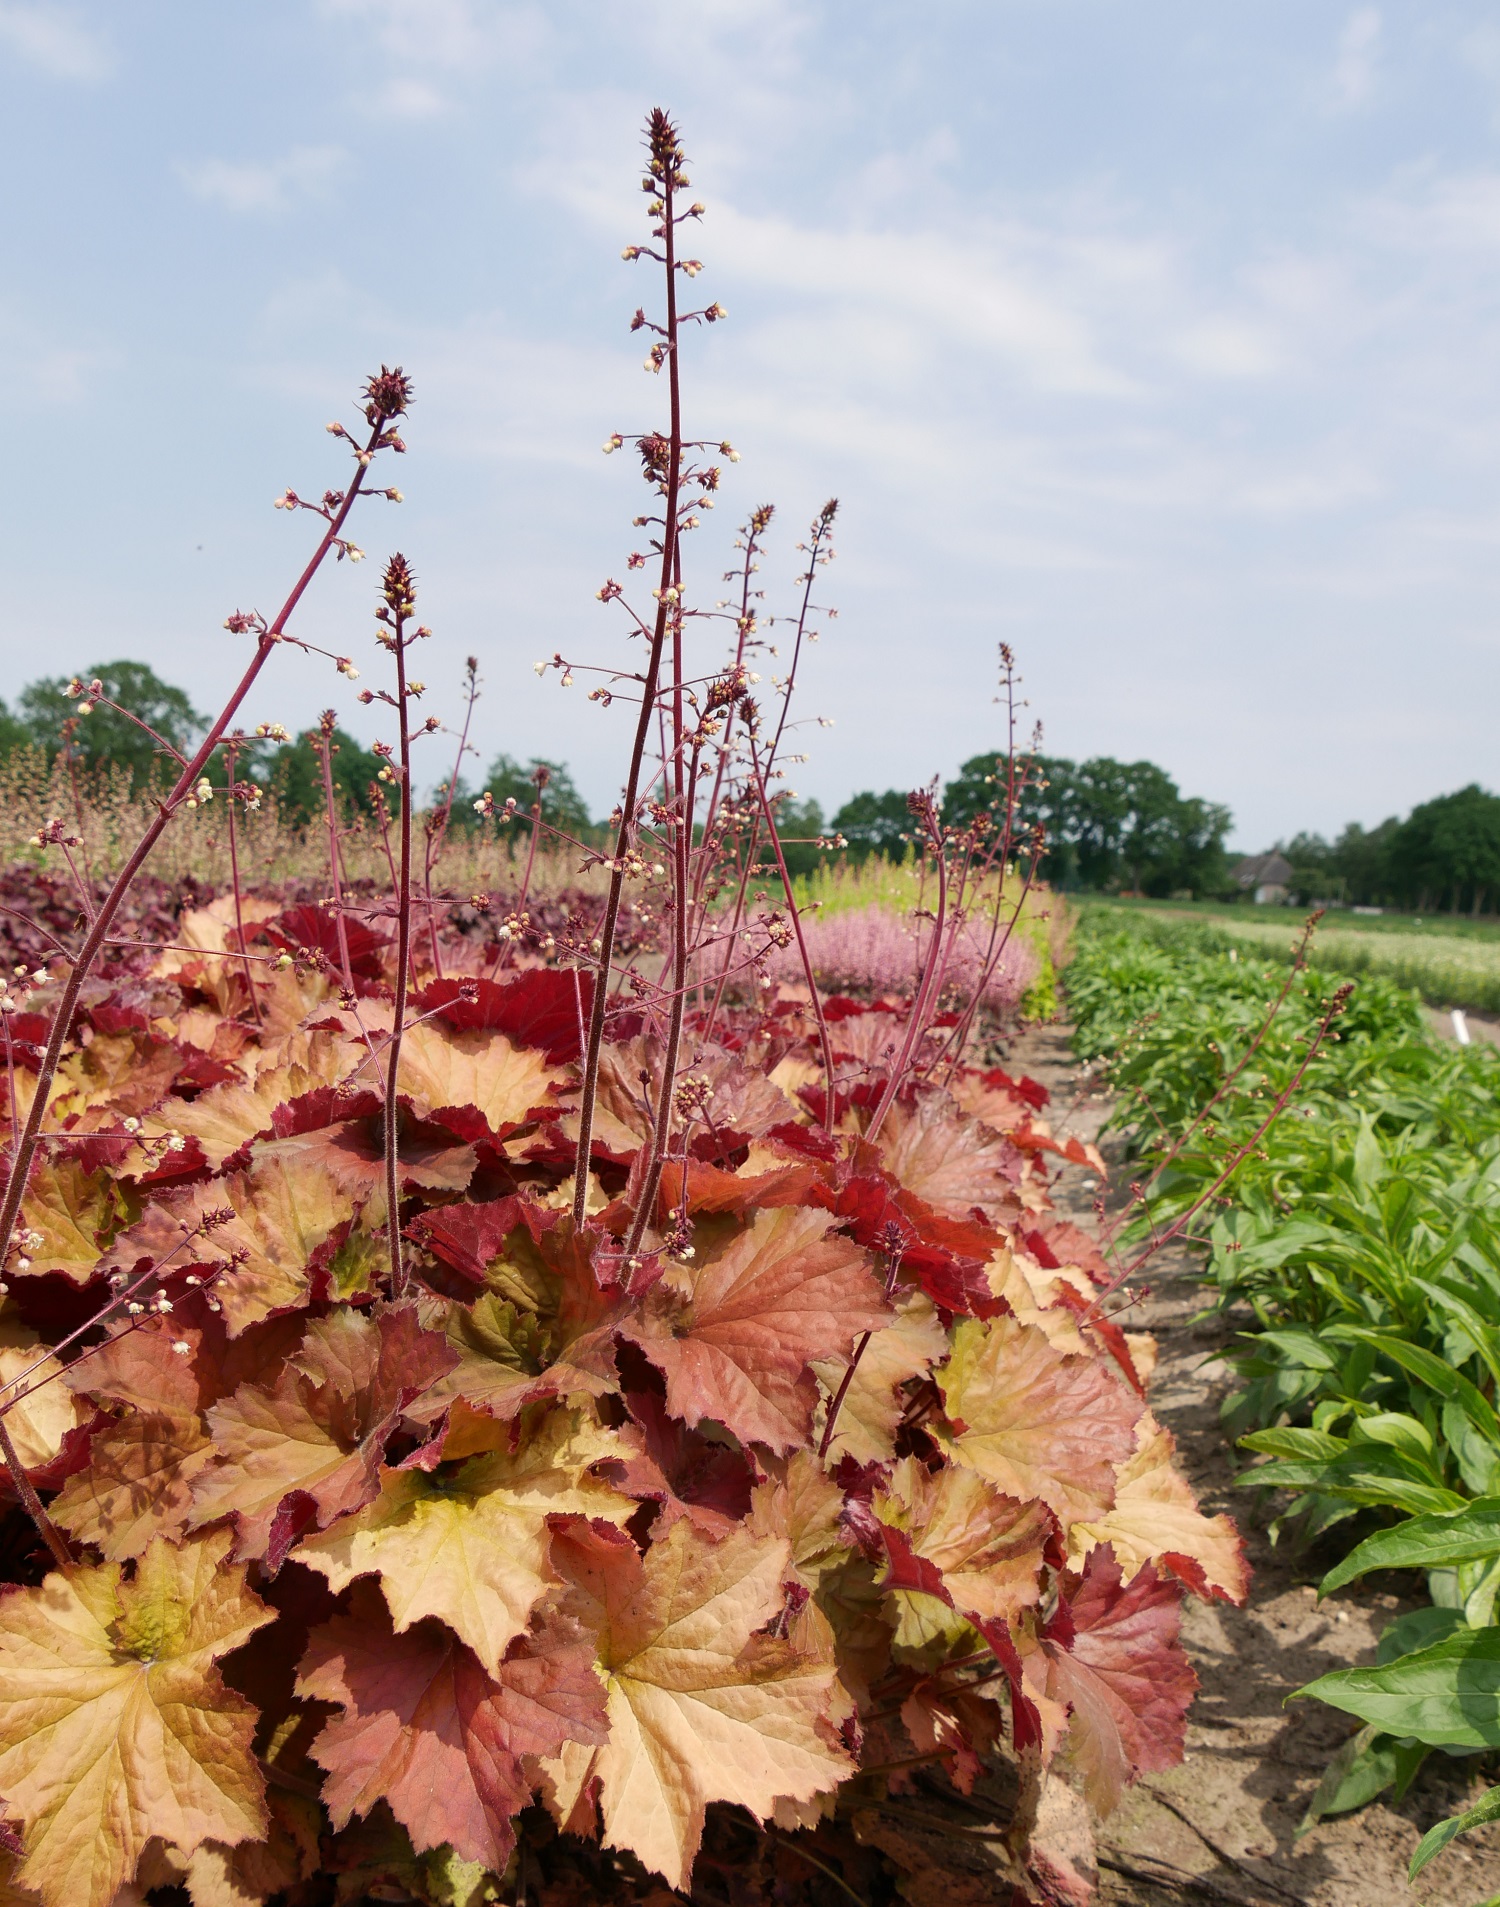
[0,664,1235,893]
[826,753,1232,896]
[1282,786,1500,915]
[15,661,1492,912]
[0,660,592,838]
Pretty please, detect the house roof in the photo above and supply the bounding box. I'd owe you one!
[1233,852,1293,888]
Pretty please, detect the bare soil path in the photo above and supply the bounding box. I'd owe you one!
[1007,1021,1500,1907]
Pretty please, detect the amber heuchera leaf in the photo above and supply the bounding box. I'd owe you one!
[51,1323,217,1561]
[937,1314,1141,1529]
[544,1518,852,1891]
[395,1022,566,1138]
[875,1456,1051,1631]
[294,1406,636,1674]
[1025,1546,1197,1814]
[143,1047,357,1171]
[189,1305,455,1561]
[297,1585,608,1872]
[811,1289,947,1465]
[876,1088,1023,1224]
[52,1413,213,1562]
[100,1159,361,1335]
[0,1531,272,1907]
[0,1323,87,1471]
[623,1207,887,1453]
[1068,1411,1249,1605]
[15,1157,123,1284]
[412,1208,629,1422]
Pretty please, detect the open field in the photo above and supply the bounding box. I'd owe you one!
[1087,895,1500,1012]
[1095,895,1500,941]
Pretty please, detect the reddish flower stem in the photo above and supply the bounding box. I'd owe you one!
[223,740,263,1026]
[317,716,358,997]
[572,126,686,1231]
[1139,910,1322,1191]
[383,579,417,1300]
[1102,982,1353,1297]
[749,741,838,1132]
[867,808,949,1143]
[0,410,389,1540]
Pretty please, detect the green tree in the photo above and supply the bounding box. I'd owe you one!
[265,727,393,826]
[482,755,593,839]
[943,752,1229,896]
[757,795,827,879]
[1328,817,1399,907]
[1387,785,1500,914]
[1282,831,1336,905]
[19,661,206,792]
[0,698,29,758]
[830,788,912,860]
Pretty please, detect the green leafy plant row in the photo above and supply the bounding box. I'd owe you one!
[1069,910,1500,1882]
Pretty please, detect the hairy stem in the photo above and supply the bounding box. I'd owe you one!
[384,611,415,1299]
[0,414,388,1537]
[750,741,837,1130]
[572,139,684,1230]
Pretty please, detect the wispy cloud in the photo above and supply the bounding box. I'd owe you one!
[177,146,348,216]
[316,0,550,113]
[0,303,113,404]
[1330,7,1382,110]
[0,2,110,82]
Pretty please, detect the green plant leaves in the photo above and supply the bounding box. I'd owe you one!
[1295,1624,1500,1748]
[1319,1498,1500,1596]
[1409,1781,1500,1881]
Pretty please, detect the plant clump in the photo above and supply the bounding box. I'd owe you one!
[0,113,1243,1907]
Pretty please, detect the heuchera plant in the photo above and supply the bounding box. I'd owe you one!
[0,111,1246,1907]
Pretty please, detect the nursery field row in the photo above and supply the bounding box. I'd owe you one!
[1068,909,1500,1882]
[1089,897,1500,1013]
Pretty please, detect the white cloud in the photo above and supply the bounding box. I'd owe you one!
[1170,316,1284,379]
[177,146,348,216]
[0,303,113,404]
[379,76,447,118]
[1330,7,1381,110]
[0,2,110,81]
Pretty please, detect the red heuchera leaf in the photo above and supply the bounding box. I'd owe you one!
[763,1119,838,1163]
[415,970,593,1065]
[1025,1216,1112,1285]
[262,905,390,981]
[622,1206,888,1452]
[1031,1546,1197,1814]
[188,1305,457,1561]
[811,1174,1001,1319]
[268,1084,385,1141]
[407,1195,558,1286]
[1046,1280,1147,1395]
[298,1584,608,1870]
[876,1087,1026,1224]
[1011,1122,1107,1177]
[981,1064,1049,1111]
[604,1357,757,1536]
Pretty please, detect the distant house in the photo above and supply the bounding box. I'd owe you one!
[1233,851,1294,905]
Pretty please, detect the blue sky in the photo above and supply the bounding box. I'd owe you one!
[4,2,1500,849]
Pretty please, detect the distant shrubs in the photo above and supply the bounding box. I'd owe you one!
[766,900,1041,1014]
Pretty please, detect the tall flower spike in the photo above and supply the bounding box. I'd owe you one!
[383,554,416,617]
[363,365,414,422]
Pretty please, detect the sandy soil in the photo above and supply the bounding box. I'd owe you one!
[1008,1021,1500,1907]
